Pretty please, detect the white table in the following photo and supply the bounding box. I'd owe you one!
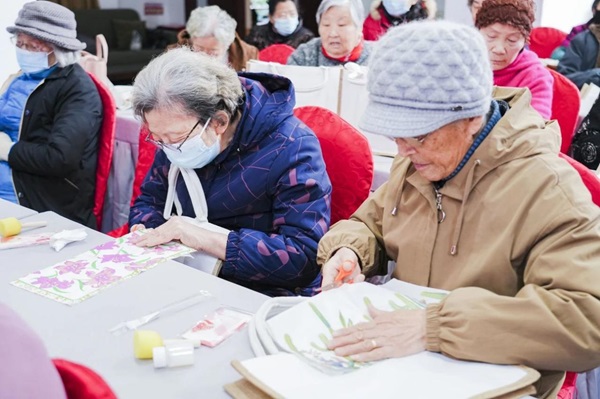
[0,210,268,398]
[0,198,38,220]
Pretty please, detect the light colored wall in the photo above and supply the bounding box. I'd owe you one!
[0,0,29,83]
[98,0,186,28]
[540,0,593,33]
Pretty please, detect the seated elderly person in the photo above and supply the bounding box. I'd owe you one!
[557,5,600,88]
[475,0,553,119]
[288,0,372,66]
[245,0,315,50]
[362,0,436,41]
[129,48,332,296]
[0,1,102,228]
[175,5,258,71]
[468,0,482,22]
[319,21,600,398]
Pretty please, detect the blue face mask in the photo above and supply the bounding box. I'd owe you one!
[162,119,220,169]
[16,47,52,74]
[274,16,299,36]
[382,0,410,17]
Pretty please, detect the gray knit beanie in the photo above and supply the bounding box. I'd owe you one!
[7,1,85,51]
[360,20,492,138]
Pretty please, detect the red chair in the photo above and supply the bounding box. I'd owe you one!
[293,106,373,225]
[549,68,580,154]
[53,359,117,399]
[258,44,295,64]
[87,73,116,231]
[529,27,568,59]
[107,126,156,237]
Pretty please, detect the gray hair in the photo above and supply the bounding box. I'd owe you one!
[51,45,80,67]
[132,47,243,124]
[316,0,364,28]
[186,6,237,48]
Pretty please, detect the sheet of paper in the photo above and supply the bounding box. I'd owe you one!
[267,283,426,374]
[239,352,532,399]
[11,231,195,305]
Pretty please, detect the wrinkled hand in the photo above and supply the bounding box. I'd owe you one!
[327,305,426,362]
[0,132,14,162]
[321,247,365,289]
[132,216,227,259]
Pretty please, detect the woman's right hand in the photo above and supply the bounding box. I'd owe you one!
[130,224,146,232]
[321,247,364,290]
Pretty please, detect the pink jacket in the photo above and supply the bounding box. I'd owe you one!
[493,49,554,119]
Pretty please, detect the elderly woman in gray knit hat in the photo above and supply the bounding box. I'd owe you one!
[287,0,372,66]
[318,21,600,398]
[0,1,102,228]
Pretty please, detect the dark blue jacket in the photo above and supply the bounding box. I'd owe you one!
[558,30,600,89]
[130,73,332,296]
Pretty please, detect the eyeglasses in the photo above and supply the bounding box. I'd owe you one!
[145,118,210,152]
[10,36,47,52]
[388,133,430,148]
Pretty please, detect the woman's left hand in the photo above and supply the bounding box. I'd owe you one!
[327,305,427,362]
[133,216,227,259]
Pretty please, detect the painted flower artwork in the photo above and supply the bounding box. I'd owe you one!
[12,231,195,305]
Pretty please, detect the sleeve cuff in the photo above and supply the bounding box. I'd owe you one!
[426,303,442,353]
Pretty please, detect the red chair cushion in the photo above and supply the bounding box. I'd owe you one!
[258,44,295,64]
[549,68,580,154]
[87,73,116,230]
[53,359,117,399]
[530,27,568,59]
[559,153,600,206]
[107,126,156,238]
[294,106,373,225]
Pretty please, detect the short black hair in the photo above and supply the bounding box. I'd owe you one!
[594,0,600,11]
[268,0,300,16]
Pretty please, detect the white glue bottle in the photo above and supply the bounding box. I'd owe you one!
[152,340,195,368]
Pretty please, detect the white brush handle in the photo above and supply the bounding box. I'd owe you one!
[21,221,47,230]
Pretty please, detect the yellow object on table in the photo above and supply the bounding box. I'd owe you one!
[0,217,47,238]
[133,330,164,359]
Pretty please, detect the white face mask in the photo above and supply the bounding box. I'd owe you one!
[162,119,220,169]
[382,0,410,17]
[16,47,52,74]
[274,16,299,36]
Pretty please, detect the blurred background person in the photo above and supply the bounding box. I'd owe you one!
[552,0,600,60]
[468,0,483,23]
[476,0,553,119]
[174,5,258,71]
[363,0,436,41]
[0,1,102,228]
[245,0,315,50]
[288,0,372,66]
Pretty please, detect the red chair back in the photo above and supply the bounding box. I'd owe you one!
[107,126,156,238]
[53,359,117,399]
[549,68,580,154]
[259,44,295,64]
[529,27,567,59]
[293,106,373,225]
[87,73,116,230]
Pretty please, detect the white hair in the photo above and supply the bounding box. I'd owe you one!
[132,47,243,123]
[51,45,80,67]
[186,6,237,48]
[316,0,365,28]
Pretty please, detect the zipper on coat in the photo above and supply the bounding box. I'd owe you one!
[433,186,446,224]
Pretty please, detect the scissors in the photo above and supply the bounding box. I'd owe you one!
[319,259,356,292]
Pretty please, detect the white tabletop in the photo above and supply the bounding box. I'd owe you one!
[0,210,268,398]
[0,198,38,220]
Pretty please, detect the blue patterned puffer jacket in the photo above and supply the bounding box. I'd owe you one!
[130,73,332,296]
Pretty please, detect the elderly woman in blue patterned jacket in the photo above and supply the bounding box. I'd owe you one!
[130,48,332,296]
[287,0,373,66]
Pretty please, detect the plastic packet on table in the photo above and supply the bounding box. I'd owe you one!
[181,307,253,348]
[0,231,56,250]
[49,228,87,252]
